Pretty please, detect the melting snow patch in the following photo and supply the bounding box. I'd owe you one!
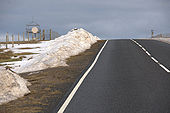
[0,67,30,105]
[152,38,170,44]
[0,28,99,105]
[14,28,100,73]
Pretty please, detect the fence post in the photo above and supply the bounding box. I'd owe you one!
[32,32,33,40]
[23,32,25,41]
[27,32,29,41]
[56,32,58,38]
[160,34,163,38]
[43,29,45,40]
[40,31,41,40]
[151,30,154,38]
[18,33,20,45]
[6,32,8,49]
[50,29,52,40]
[12,34,14,48]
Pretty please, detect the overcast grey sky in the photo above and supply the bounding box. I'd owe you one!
[0,0,169,39]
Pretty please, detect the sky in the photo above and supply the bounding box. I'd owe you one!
[0,0,170,39]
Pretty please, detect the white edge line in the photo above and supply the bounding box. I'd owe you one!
[159,64,170,73]
[57,40,108,113]
[142,47,146,51]
[151,57,159,63]
[131,39,170,73]
[145,51,151,56]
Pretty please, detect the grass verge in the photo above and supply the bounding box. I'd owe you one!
[0,40,40,44]
[0,50,38,63]
[17,47,40,49]
[0,40,105,113]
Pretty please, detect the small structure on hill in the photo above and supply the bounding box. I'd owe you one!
[26,20,41,40]
[25,19,60,41]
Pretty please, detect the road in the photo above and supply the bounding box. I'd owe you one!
[58,39,170,113]
[136,39,170,70]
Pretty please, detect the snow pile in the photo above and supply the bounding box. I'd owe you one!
[14,28,100,73]
[0,67,30,105]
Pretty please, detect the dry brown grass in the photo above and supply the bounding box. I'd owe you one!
[0,40,40,44]
[0,50,37,63]
[0,40,105,113]
[18,47,40,49]
[0,49,6,52]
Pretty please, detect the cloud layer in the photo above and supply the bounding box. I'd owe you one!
[0,0,169,39]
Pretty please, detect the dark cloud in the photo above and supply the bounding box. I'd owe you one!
[0,0,169,39]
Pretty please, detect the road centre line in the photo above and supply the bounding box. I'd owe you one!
[131,39,170,73]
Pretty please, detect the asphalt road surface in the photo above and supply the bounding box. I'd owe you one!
[61,39,170,113]
[136,39,170,70]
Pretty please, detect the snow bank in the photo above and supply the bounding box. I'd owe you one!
[14,28,100,73]
[0,67,30,105]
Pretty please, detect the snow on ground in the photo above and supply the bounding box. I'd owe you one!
[0,67,30,105]
[152,38,170,44]
[0,41,49,69]
[0,28,99,105]
[0,28,100,73]
[14,28,100,73]
[0,41,49,53]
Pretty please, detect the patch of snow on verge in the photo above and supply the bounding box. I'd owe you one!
[0,67,30,105]
[152,38,170,44]
[14,28,100,73]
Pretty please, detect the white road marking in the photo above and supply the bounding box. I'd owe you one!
[142,47,146,51]
[151,57,159,63]
[145,51,151,56]
[159,64,170,73]
[131,39,170,73]
[139,45,142,48]
[57,40,108,113]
